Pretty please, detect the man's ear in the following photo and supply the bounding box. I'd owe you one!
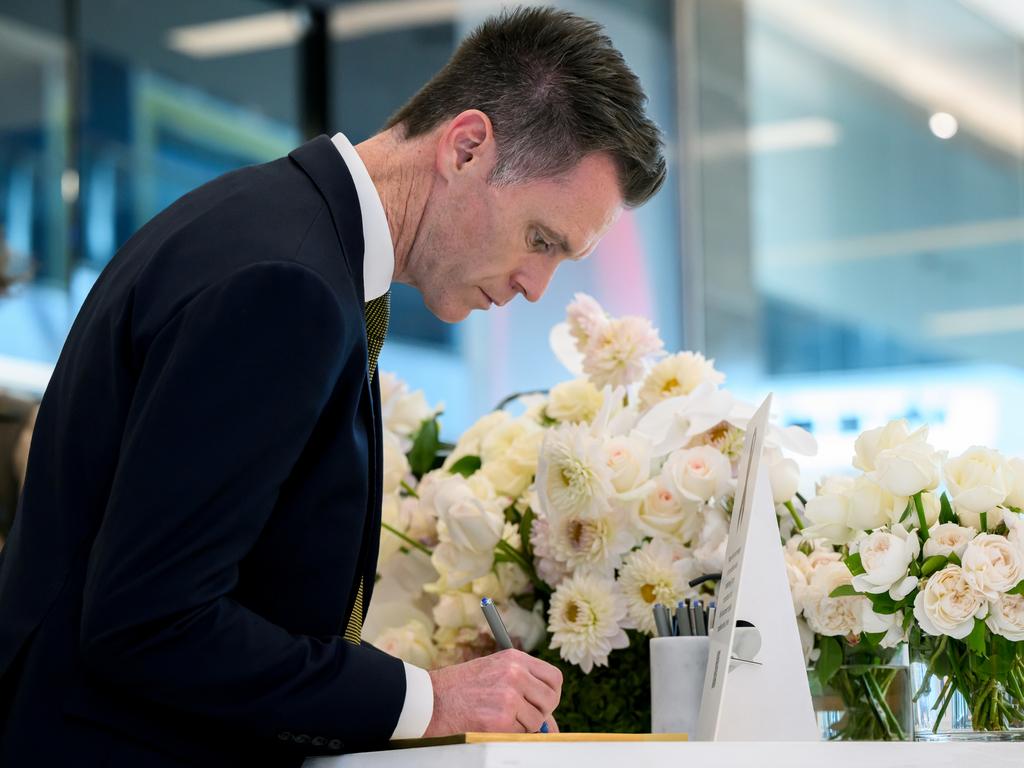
[436,110,496,181]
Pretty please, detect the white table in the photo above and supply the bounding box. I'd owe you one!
[308,741,1023,768]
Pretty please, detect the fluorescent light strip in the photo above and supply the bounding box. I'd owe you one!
[927,304,1024,338]
[167,10,306,59]
[700,117,840,160]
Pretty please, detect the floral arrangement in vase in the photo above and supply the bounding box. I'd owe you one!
[798,420,1024,736]
[364,294,814,732]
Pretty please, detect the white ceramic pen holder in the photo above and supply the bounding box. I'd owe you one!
[650,627,762,736]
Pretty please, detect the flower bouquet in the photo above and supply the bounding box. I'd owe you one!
[800,420,1024,737]
[365,294,814,733]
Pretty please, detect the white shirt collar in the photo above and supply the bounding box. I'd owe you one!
[330,132,394,302]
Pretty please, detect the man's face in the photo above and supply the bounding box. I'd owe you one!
[406,141,624,323]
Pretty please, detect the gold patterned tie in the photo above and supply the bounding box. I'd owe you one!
[343,290,390,645]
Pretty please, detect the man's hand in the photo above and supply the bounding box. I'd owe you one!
[423,649,563,736]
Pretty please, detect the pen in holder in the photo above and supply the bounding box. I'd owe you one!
[649,627,762,736]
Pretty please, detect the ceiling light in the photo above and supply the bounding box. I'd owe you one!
[167,10,306,59]
[929,112,958,139]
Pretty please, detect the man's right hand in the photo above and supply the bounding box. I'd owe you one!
[423,649,563,736]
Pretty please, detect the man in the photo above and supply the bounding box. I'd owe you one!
[0,7,664,766]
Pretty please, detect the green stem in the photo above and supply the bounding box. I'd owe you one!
[784,500,805,531]
[496,540,551,595]
[400,480,419,498]
[980,511,988,533]
[914,492,930,541]
[864,670,905,740]
[381,522,432,557]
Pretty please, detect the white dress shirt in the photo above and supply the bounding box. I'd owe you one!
[330,132,434,740]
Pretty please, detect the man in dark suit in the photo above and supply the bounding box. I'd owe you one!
[0,7,665,766]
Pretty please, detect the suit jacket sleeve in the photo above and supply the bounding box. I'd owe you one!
[79,260,407,751]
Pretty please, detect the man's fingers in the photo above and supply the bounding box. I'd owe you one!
[515,697,547,734]
[517,667,560,719]
[547,713,560,733]
[520,653,563,694]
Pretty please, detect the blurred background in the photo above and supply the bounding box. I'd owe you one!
[1,0,1023,531]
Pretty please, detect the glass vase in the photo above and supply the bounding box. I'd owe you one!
[911,658,1024,741]
[808,662,913,741]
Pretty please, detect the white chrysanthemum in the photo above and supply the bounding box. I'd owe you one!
[529,515,571,587]
[547,506,637,577]
[639,351,725,410]
[537,423,615,520]
[618,538,695,635]
[548,573,629,673]
[582,316,664,388]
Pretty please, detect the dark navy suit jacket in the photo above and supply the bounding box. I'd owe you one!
[0,135,406,766]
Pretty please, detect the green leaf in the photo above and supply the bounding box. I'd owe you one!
[448,454,481,478]
[921,555,949,577]
[862,631,886,648]
[408,418,441,478]
[520,508,536,560]
[1008,579,1024,596]
[948,551,962,567]
[868,592,900,615]
[939,493,956,524]
[844,552,866,576]
[816,636,844,686]
[899,500,913,523]
[965,618,988,656]
[829,584,860,598]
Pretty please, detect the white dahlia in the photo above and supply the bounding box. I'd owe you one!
[548,573,629,673]
[618,538,695,635]
[537,423,615,520]
[639,351,725,410]
[582,315,664,388]
[547,505,637,577]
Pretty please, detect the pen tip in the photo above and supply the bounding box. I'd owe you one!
[481,597,491,607]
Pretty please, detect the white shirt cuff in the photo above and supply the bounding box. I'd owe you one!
[390,662,434,740]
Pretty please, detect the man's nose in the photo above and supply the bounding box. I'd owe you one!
[515,256,559,303]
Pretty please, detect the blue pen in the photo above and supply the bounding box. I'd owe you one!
[481,597,550,734]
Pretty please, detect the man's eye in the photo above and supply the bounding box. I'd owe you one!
[532,234,553,252]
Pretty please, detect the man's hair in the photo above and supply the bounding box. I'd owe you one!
[385,6,666,208]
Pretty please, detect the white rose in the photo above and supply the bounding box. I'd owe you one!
[801,561,865,637]
[765,446,801,505]
[797,617,818,666]
[480,417,538,466]
[372,619,437,669]
[913,565,988,639]
[818,475,856,496]
[846,475,907,531]
[500,601,547,652]
[804,492,855,545]
[961,533,1023,600]
[405,495,438,544]
[433,590,487,630]
[546,378,604,424]
[871,439,941,497]
[784,544,811,612]
[443,411,511,469]
[604,435,652,496]
[1004,457,1024,509]
[665,446,732,503]
[861,606,907,648]
[854,420,921,472]
[986,594,1024,641]
[435,476,504,552]
[944,447,1012,517]
[634,475,702,543]
[923,522,976,560]
[956,505,1005,533]
[382,430,411,495]
[850,524,920,599]
[471,562,530,604]
[379,371,437,441]
[481,458,532,499]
